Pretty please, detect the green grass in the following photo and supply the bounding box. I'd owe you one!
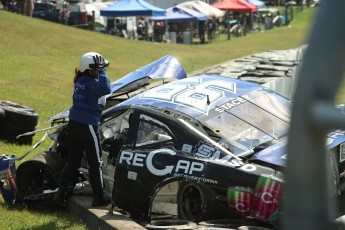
[0,6,317,229]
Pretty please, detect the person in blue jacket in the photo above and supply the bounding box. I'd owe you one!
[53,52,111,207]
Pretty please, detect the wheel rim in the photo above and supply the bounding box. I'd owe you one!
[180,184,204,219]
[27,168,58,195]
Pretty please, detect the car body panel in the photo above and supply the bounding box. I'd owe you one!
[99,75,290,221]
[105,107,281,220]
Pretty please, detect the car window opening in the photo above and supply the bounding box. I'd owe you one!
[204,89,291,156]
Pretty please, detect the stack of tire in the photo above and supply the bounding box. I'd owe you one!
[0,100,39,145]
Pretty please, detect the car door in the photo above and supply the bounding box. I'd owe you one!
[112,109,180,219]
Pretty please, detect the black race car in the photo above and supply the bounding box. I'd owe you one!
[14,56,345,229]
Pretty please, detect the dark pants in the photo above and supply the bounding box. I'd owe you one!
[59,120,104,196]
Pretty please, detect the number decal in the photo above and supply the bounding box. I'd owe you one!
[140,78,236,114]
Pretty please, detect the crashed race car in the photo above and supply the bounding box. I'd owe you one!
[14,55,345,229]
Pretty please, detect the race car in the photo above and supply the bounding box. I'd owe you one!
[14,55,345,229]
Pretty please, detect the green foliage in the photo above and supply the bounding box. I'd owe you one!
[0,6,317,229]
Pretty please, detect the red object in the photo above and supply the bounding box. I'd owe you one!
[251,174,282,222]
[212,0,257,12]
[227,186,253,217]
[81,13,88,23]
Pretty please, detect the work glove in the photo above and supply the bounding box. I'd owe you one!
[92,55,109,70]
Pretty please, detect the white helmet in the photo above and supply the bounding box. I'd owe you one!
[79,52,109,72]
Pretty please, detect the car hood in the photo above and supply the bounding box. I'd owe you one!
[251,129,345,167]
[112,75,264,118]
[48,55,187,122]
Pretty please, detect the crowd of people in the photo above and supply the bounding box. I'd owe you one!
[132,16,217,44]
[124,8,286,45]
[2,0,35,16]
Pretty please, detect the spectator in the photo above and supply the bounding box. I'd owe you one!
[207,17,215,42]
[53,52,111,208]
[198,20,205,44]
[2,0,7,9]
[6,0,17,12]
[59,2,71,25]
[136,17,146,40]
[23,0,34,17]
[153,22,163,42]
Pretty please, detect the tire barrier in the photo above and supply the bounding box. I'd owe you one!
[0,100,39,145]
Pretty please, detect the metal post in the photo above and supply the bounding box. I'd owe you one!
[283,1,345,230]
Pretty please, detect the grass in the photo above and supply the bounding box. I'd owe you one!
[0,6,318,229]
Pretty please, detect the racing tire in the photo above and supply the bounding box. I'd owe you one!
[0,100,35,112]
[0,107,5,122]
[145,219,197,230]
[0,105,38,127]
[0,132,33,145]
[177,182,220,222]
[0,120,36,136]
[16,151,65,201]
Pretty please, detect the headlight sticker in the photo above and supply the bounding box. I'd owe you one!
[340,143,345,163]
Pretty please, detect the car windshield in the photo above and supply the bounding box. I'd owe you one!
[203,89,291,156]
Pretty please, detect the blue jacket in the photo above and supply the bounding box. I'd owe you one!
[69,69,111,126]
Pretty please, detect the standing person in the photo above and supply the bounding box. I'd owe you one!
[53,52,111,207]
[154,22,164,42]
[59,1,71,25]
[207,17,215,43]
[23,0,34,17]
[136,17,146,40]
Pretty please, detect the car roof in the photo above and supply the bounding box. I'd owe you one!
[105,75,264,118]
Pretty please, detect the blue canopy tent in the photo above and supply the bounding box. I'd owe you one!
[100,0,165,17]
[152,6,207,44]
[152,6,207,22]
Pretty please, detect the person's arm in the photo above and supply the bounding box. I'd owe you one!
[91,69,111,96]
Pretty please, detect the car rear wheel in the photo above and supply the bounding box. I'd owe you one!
[177,182,214,222]
[16,151,65,202]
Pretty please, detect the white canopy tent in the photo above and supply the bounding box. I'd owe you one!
[177,0,225,18]
[85,1,114,26]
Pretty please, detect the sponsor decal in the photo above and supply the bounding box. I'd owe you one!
[174,173,219,184]
[226,174,282,224]
[119,149,204,177]
[327,129,345,146]
[215,95,249,113]
[193,141,243,167]
[182,144,193,153]
[127,171,137,180]
[340,143,345,163]
[140,79,236,114]
[227,186,253,217]
[119,148,257,181]
[251,174,283,223]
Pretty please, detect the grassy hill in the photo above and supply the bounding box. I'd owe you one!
[0,6,316,229]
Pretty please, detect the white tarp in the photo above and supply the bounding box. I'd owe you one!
[85,1,114,26]
[177,0,225,18]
